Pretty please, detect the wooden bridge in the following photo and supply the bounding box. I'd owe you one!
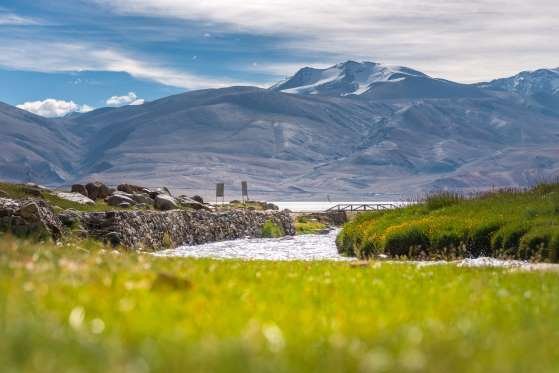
[325,203,398,212]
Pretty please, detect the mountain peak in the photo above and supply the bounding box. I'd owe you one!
[270,60,492,100]
[482,67,559,97]
[270,60,430,97]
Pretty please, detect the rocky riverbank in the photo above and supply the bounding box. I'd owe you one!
[0,181,295,250]
[80,209,294,250]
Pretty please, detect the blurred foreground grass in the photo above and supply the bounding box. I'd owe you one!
[1,237,559,372]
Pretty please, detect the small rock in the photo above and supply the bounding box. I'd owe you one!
[86,182,111,200]
[71,184,89,197]
[154,194,178,211]
[105,232,122,246]
[118,202,131,208]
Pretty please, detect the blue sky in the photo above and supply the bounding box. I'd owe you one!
[1,0,558,116]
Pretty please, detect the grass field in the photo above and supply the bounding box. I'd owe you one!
[337,183,559,261]
[2,237,559,372]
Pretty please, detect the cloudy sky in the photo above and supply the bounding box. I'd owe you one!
[1,0,558,116]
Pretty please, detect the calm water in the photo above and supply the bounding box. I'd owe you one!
[157,229,351,261]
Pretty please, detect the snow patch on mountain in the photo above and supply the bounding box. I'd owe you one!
[271,61,427,96]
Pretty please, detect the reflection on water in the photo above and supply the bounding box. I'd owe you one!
[156,229,351,261]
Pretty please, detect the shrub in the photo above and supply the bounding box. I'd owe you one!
[162,232,173,248]
[431,229,463,250]
[295,217,327,235]
[491,223,529,253]
[549,232,559,262]
[262,220,285,238]
[519,228,552,260]
[468,222,502,257]
[383,225,430,257]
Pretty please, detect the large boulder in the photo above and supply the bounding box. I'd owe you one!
[86,182,111,200]
[154,194,178,211]
[106,192,136,207]
[56,192,95,205]
[0,198,63,240]
[71,184,89,197]
[265,202,280,211]
[191,195,204,204]
[176,195,208,210]
[117,184,151,195]
[149,187,172,199]
[131,193,153,205]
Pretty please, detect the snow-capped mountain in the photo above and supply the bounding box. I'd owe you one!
[270,60,485,99]
[482,68,559,96]
[271,61,426,96]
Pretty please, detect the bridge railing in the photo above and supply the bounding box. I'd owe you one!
[325,203,398,212]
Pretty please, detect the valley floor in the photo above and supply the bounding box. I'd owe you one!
[1,238,559,372]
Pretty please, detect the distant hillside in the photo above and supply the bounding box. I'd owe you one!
[1,62,559,199]
[0,102,79,184]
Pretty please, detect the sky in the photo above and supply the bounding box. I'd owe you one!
[1,0,558,117]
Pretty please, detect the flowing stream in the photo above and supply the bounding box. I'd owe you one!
[157,229,351,261]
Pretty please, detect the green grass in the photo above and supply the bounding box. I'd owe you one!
[1,237,559,372]
[218,201,277,211]
[337,182,559,261]
[294,216,327,235]
[261,219,285,238]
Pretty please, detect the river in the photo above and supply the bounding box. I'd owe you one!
[157,229,351,261]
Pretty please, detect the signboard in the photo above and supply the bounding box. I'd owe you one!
[216,183,225,201]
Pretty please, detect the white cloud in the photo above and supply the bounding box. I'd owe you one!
[0,12,39,26]
[106,92,144,106]
[17,99,93,118]
[0,39,261,89]
[93,0,559,82]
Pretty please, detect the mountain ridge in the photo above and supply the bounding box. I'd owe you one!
[2,62,559,199]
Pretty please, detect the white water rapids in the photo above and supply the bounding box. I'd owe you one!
[157,229,351,261]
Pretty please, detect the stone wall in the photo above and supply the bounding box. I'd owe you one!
[0,197,295,250]
[80,209,295,250]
